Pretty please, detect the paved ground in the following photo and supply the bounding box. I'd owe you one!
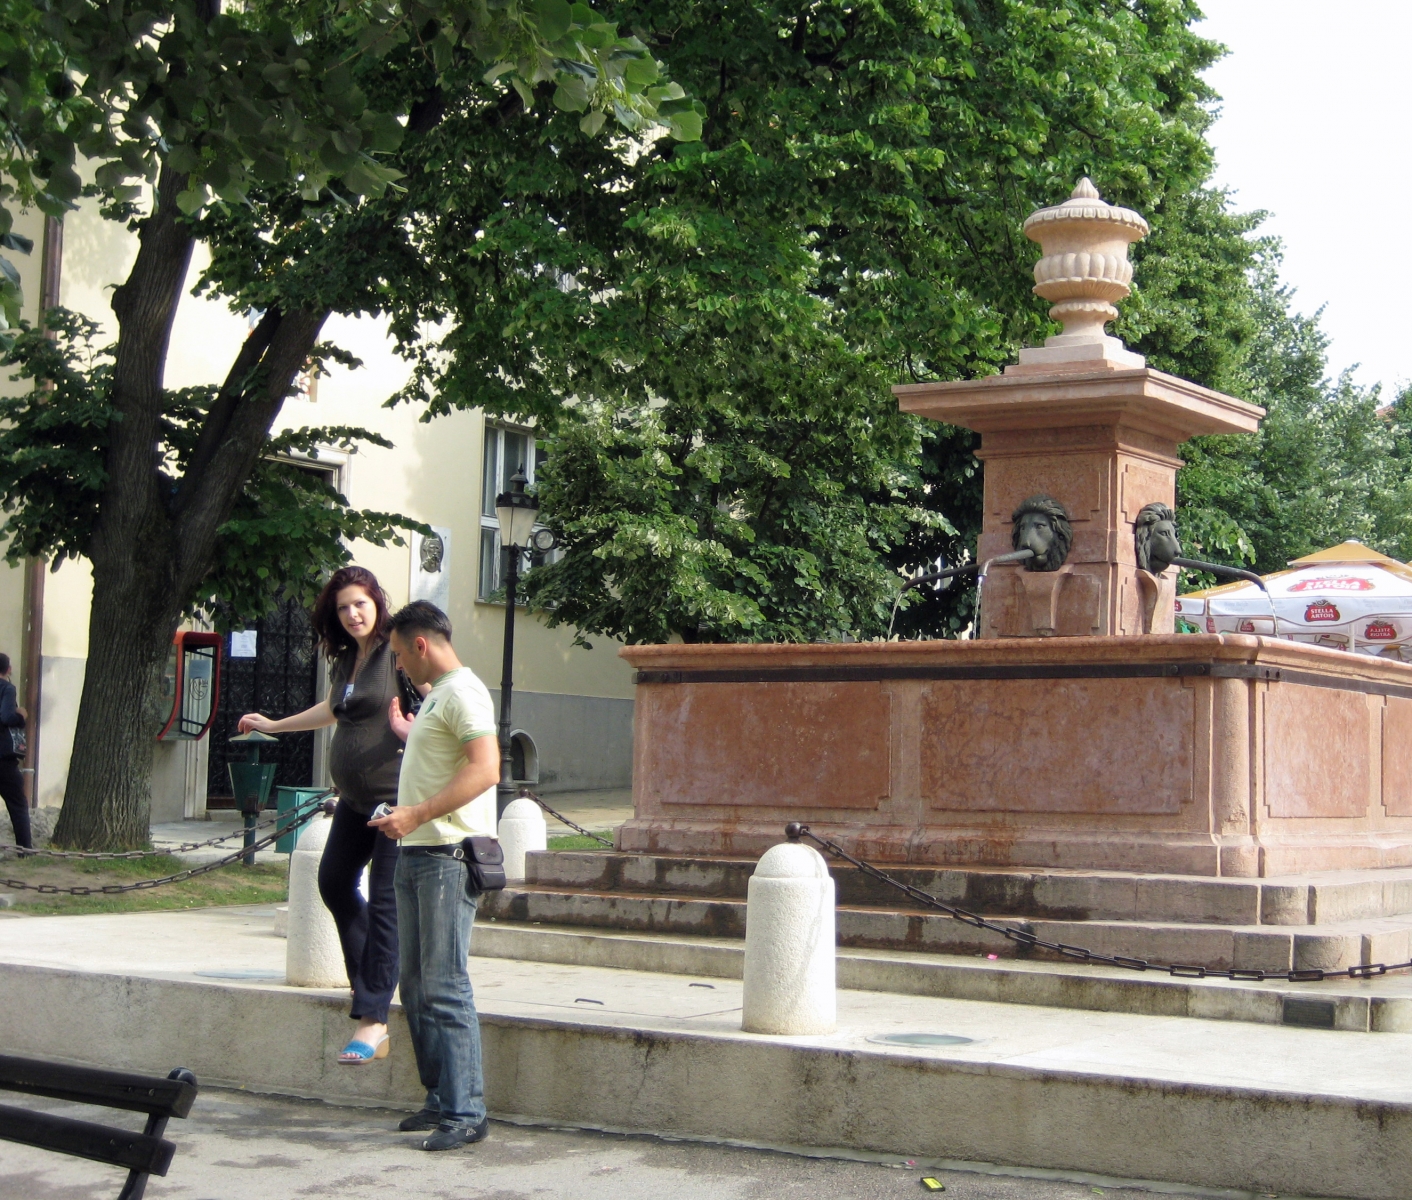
[4,906,1411,1107]
[0,1088,1263,1200]
[532,787,634,835]
[147,788,635,865]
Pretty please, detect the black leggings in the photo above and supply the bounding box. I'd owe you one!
[318,798,399,1024]
[0,757,30,849]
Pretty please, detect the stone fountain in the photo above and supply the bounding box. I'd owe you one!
[614,180,1412,879]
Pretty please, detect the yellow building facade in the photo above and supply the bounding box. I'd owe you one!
[0,203,635,824]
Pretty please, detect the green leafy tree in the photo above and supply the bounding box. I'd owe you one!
[471,2,1399,645]
[0,0,698,848]
[392,0,1265,643]
[1174,256,1412,583]
[0,313,420,617]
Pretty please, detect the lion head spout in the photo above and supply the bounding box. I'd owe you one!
[1010,495,1072,572]
[1134,502,1180,574]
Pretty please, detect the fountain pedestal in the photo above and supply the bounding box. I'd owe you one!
[617,635,1412,877]
[614,179,1412,880]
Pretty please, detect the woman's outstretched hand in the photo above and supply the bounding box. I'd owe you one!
[389,697,415,742]
[237,712,277,734]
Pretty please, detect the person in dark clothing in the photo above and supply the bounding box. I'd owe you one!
[239,567,418,1064]
[0,653,29,850]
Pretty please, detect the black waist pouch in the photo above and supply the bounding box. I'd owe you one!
[460,837,506,894]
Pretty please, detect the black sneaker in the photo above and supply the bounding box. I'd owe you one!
[421,1117,490,1151]
[398,1109,440,1132]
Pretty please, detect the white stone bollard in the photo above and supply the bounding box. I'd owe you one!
[285,813,348,988]
[741,842,836,1034]
[498,796,548,883]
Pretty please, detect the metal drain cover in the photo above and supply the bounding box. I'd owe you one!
[867,1032,974,1047]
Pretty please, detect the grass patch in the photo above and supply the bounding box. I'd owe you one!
[0,851,288,916]
[547,834,612,851]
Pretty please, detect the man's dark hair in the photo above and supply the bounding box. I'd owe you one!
[389,600,453,643]
[0,653,10,675]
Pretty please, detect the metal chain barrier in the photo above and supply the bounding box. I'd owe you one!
[0,802,330,897]
[0,790,338,860]
[521,790,614,848]
[785,823,1412,985]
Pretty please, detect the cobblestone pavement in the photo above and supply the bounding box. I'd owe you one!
[2,1088,1294,1200]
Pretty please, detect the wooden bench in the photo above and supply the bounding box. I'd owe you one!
[0,1054,199,1200]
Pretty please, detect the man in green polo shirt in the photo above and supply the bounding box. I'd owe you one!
[370,600,500,1151]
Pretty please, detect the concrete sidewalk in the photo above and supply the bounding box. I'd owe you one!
[0,1088,1241,1200]
[533,787,634,834]
[0,905,1407,1198]
[150,810,286,865]
[148,788,633,864]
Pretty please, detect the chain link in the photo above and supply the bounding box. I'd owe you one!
[786,823,1412,986]
[0,791,338,860]
[521,790,615,848]
[0,803,329,896]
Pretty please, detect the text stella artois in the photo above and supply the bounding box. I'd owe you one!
[1287,575,1375,592]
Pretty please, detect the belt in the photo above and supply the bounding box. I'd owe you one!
[401,843,465,859]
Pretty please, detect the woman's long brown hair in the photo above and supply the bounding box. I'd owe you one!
[311,566,392,660]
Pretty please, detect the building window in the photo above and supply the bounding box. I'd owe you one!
[479,425,553,601]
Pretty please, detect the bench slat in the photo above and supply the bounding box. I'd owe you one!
[0,1102,175,1175]
[0,1056,196,1118]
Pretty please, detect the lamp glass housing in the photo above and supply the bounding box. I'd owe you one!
[495,470,540,548]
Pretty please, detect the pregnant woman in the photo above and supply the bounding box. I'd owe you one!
[239,566,414,1064]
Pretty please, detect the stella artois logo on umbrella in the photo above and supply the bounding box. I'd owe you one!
[1180,543,1412,647]
[1287,575,1375,592]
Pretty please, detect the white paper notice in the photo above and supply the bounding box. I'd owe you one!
[230,630,258,658]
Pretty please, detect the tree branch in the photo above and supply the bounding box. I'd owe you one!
[174,307,329,583]
[172,305,283,514]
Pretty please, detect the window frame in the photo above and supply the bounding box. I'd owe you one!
[478,423,553,604]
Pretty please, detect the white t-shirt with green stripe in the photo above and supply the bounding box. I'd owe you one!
[397,667,497,846]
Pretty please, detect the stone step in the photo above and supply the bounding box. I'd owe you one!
[526,850,1412,926]
[481,884,1412,972]
[472,919,1412,1033]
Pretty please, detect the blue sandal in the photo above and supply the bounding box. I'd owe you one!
[338,1034,389,1064]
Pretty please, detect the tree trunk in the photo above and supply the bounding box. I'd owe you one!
[53,557,188,848]
[49,169,329,847]
[45,0,332,850]
[51,168,195,849]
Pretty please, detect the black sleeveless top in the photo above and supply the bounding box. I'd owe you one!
[326,639,404,814]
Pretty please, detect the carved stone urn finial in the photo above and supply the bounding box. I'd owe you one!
[1019,178,1150,367]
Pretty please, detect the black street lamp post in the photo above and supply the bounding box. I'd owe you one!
[494,467,538,819]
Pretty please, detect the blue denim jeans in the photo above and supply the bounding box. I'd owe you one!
[394,849,484,1128]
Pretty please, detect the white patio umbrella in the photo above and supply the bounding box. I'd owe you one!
[1176,540,1412,659]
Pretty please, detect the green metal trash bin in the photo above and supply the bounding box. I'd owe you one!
[275,786,329,854]
[228,731,279,866]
